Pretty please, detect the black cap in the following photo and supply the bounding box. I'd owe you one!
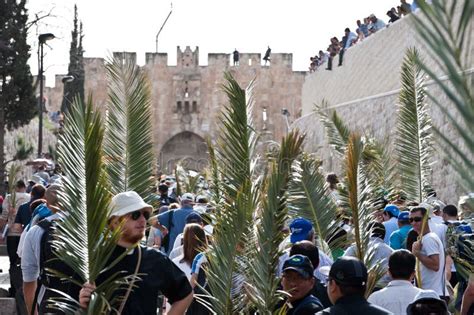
[282,255,314,279]
[185,211,203,224]
[328,257,367,286]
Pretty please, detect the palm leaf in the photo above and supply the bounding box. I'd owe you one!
[314,100,350,155]
[52,97,133,314]
[395,47,434,203]
[246,130,304,313]
[412,0,474,191]
[203,72,259,314]
[103,57,155,203]
[338,133,384,294]
[206,138,223,211]
[288,153,339,254]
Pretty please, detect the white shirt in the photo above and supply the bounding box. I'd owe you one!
[368,280,422,315]
[172,255,192,280]
[383,217,399,244]
[419,232,446,295]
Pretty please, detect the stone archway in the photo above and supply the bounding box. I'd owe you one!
[159,131,208,172]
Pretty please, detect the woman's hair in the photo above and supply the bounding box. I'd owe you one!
[326,173,339,190]
[181,223,207,265]
[169,203,180,210]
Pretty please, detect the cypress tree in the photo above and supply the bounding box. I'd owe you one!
[61,5,85,113]
[0,0,37,194]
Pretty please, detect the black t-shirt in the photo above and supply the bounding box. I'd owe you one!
[97,245,192,315]
[15,201,32,226]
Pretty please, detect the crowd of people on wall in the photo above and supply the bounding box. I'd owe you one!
[309,0,417,72]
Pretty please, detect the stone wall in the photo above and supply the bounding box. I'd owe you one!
[294,9,473,204]
[43,46,307,172]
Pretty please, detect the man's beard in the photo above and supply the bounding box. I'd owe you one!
[122,228,144,244]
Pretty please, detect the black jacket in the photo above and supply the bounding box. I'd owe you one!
[317,295,393,315]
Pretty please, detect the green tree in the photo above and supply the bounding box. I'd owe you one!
[61,4,85,113]
[0,0,37,194]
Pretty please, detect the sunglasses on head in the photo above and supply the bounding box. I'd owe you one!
[409,216,423,223]
[129,210,150,221]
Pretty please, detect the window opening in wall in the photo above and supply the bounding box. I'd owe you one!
[249,58,252,66]
[184,101,190,114]
[177,101,182,112]
[192,101,197,112]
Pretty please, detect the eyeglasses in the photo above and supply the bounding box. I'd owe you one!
[409,217,423,223]
[129,210,150,221]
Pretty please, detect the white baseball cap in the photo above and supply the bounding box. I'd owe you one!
[181,193,195,203]
[109,191,153,218]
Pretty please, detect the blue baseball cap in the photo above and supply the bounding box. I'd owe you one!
[185,211,203,224]
[398,211,410,222]
[289,218,313,244]
[384,204,400,217]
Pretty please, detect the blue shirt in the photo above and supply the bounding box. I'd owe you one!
[15,201,33,227]
[389,225,412,250]
[158,205,194,255]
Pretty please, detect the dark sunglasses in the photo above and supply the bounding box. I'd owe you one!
[129,210,150,221]
[409,217,423,223]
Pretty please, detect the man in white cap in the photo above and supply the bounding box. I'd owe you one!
[79,191,193,314]
[154,192,196,255]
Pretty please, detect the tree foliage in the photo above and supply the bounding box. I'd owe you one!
[61,5,85,113]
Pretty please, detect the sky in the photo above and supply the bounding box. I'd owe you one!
[26,0,393,87]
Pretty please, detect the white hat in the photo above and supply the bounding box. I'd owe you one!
[181,193,195,203]
[29,174,43,184]
[109,191,153,218]
[407,289,447,314]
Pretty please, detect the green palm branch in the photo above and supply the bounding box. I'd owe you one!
[203,72,259,314]
[6,163,21,208]
[51,97,134,314]
[412,0,474,191]
[314,101,350,156]
[246,130,305,313]
[103,57,155,203]
[288,153,339,254]
[206,138,223,210]
[395,48,434,202]
[174,163,202,194]
[338,133,385,295]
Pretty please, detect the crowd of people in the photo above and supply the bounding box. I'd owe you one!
[309,0,416,72]
[1,166,473,314]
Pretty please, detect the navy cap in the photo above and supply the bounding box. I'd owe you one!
[289,218,313,244]
[282,254,314,279]
[328,257,368,286]
[185,211,203,224]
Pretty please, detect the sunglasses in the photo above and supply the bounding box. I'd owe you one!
[409,217,423,223]
[129,210,150,221]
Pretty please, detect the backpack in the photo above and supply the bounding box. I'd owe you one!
[35,219,80,314]
[161,210,174,253]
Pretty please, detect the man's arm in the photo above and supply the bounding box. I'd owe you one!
[167,292,193,315]
[461,276,474,315]
[412,240,440,271]
[23,281,37,315]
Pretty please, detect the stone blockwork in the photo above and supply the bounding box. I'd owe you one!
[294,8,473,204]
[44,46,306,172]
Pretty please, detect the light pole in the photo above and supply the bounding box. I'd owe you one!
[155,3,173,53]
[37,33,54,157]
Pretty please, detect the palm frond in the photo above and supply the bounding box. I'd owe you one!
[395,47,434,202]
[53,97,131,313]
[338,133,384,294]
[206,138,223,211]
[246,130,305,313]
[203,72,259,314]
[314,100,350,155]
[412,0,474,191]
[288,153,339,254]
[103,57,155,203]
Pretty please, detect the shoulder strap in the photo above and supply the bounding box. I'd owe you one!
[293,294,323,313]
[168,209,174,231]
[38,219,53,283]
